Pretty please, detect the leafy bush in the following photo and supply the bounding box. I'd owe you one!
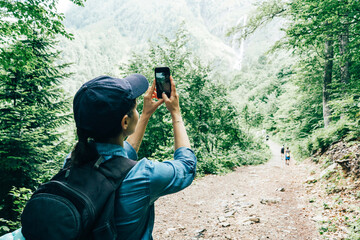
[0,187,33,235]
[196,142,270,175]
[294,118,353,159]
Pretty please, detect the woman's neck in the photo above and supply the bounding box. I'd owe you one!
[99,134,126,147]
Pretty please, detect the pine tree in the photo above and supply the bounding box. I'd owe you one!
[0,0,86,228]
[0,34,72,224]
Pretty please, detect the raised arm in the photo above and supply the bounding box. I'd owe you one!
[162,76,191,150]
[126,80,164,152]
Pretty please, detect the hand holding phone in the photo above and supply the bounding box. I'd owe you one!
[155,67,171,99]
[162,75,180,114]
[160,75,190,150]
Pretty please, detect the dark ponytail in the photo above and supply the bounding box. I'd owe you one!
[71,129,99,166]
[71,99,137,166]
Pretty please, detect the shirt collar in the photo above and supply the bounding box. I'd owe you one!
[95,142,129,161]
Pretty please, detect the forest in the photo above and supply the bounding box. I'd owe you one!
[0,0,360,238]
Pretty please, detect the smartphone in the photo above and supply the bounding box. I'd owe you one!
[155,67,171,99]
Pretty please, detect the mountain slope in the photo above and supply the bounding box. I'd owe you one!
[59,0,282,92]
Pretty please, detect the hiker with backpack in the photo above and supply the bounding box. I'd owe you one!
[17,74,197,240]
[281,144,285,160]
[285,147,291,166]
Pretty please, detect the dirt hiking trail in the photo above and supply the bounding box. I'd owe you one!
[153,141,320,240]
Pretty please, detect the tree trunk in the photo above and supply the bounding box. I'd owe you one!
[339,25,350,85]
[323,38,334,128]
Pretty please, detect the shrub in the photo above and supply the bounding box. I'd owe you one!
[295,118,353,159]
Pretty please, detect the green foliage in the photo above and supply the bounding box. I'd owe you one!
[0,36,73,227]
[9,187,32,216]
[0,0,84,47]
[294,117,354,159]
[197,143,270,175]
[0,187,33,235]
[0,0,85,230]
[229,2,360,237]
[228,0,360,168]
[120,26,269,174]
[285,0,360,50]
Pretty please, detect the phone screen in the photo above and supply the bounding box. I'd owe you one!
[155,67,171,99]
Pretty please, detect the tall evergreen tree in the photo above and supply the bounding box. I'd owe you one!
[0,0,85,227]
[0,36,71,221]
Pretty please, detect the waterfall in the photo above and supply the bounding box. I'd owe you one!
[232,15,247,70]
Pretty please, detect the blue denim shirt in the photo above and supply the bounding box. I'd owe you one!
[97,141,197,240]
[0,141,196,240]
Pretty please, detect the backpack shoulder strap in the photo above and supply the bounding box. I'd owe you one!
[97,156,137,186]
[91,156,137,240]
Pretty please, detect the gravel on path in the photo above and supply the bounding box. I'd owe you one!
[153,140,320,240]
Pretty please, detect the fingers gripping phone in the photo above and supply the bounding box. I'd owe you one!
[155,67,171,99]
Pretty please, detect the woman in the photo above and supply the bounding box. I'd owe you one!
[3,73,196,240]
[72,73,197,239]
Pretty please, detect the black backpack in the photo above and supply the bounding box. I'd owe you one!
[21,155,136,240]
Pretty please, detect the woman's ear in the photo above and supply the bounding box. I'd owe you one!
[121,114,129,131]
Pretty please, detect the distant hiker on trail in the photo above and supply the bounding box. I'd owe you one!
[285,147,291,165]
[281,145,285,160]
[10,74,197,240]
[266,134,269,141]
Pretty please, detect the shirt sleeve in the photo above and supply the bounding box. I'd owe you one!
[0,228,25,240]
[148,147,197,203]
[124,141,138,160]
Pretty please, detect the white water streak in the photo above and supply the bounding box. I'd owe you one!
[232,15,247,70]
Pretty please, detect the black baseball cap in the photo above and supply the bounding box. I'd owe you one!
[73,74,149,138]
